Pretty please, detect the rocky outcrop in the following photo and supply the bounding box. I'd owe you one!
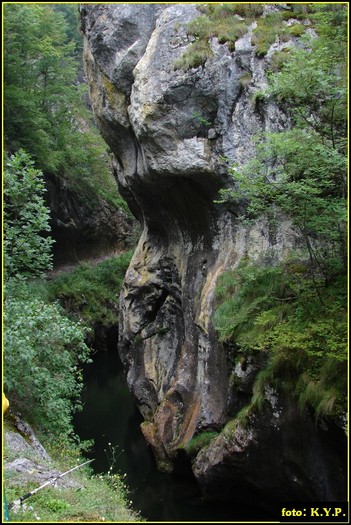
[4,419,79,490]
[80,4,347,504]
[45,173,134,266]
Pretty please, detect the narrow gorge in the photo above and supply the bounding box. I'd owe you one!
[79,2,347,509]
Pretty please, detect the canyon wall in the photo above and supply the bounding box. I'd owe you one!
[80,4,346,504]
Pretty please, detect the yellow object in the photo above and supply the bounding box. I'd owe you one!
[3,393,9,414]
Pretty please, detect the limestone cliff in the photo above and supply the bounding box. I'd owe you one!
[80,4,346,504]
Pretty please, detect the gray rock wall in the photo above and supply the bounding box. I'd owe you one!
[80,4,346,503]
[45,172,134,266]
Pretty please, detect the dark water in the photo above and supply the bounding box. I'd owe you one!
[73,350,275,522]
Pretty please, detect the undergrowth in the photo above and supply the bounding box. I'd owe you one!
[184,431,219,457]
[4,248,138,521]
[214,258,347,422]
[252,11,305,57]
[4,424,141,522]
[47,250,134,327]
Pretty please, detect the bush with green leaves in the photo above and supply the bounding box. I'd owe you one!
[218,5,346,285]
[214,260,347,421]
[4,282,91,435]
[4,150,55,278]
[215,6,347,423]
[47,251,134,327]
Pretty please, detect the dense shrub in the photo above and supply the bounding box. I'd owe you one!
[4,283,91,435]
[4,150,55,278]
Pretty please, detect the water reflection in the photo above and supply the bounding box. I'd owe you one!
[73,350,275,522]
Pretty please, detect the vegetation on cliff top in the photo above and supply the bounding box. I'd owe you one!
[4,415,141,522]
[214,4,347,424]
[174,3,317,70]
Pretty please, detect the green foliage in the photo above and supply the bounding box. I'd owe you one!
[47,251,134,327]
[251,11,285,57]
[52,4,83,59]
[174,39,213,70]
[224,3,264,19]
[251,11,306,57]
[175,3,322,69]
[212,18,247,50]
[177,4,346,69]
[184,431,219,457]
[4,3,129,211]
[287,23,305,37]
[219,6,347,285]
[4,4,78,172]
[222,405,252,438]
[214,262,287,344]
[287,3,315,19]
[6,475,139,522]
[4,448,140,522]
[174,3,251,70]
[220,131,346,280]
[214,260,347,421]
[4,150,55,278]
[192,111,212,127]
[268,38,347,156]
[38,496,71,513]
[267,49,292,73]
[239,71,252,87]
[4,281,92,436]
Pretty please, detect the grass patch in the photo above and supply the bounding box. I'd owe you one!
[222,406,252,439]
[5,453,141,523]
[239,71,253,87]
[184,431,219,457]
[267,48,292,72]
[174,39,213,70]
[175,4,310,70]
[251,11,285,57]
[252,11,306,57]
[4,417,142,522]
[174,4,250,70]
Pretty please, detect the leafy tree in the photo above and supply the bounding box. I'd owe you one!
[3,150,93,436]
[3,5,129,441]
[4,3,124,209]
[214,5,347,422]
[218,5,347,290]
[52,4,83,59]
[4,150,55,278]
[4,4,79,173]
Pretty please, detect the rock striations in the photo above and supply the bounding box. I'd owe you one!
[80,4,346,504]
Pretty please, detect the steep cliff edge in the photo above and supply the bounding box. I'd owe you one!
[80,4,346,504]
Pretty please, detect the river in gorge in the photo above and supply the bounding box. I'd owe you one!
[73,347,276,522]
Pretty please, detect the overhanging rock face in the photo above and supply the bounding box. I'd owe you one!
[80,4,346,503]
